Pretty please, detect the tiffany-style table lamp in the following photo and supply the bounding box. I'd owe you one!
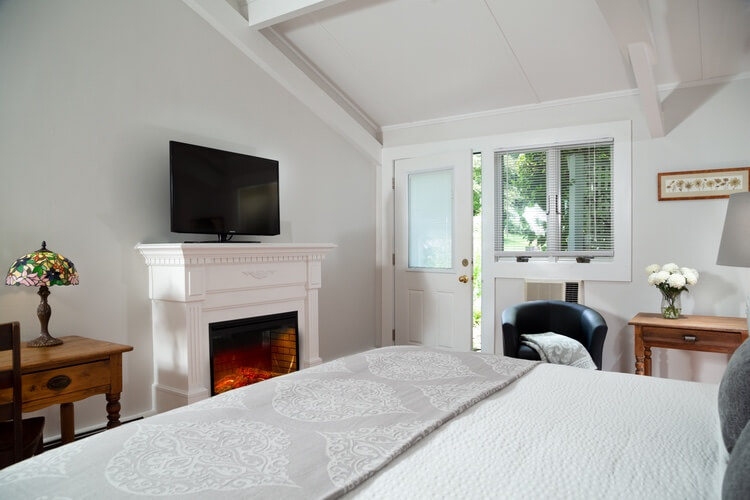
[5,241,79,347]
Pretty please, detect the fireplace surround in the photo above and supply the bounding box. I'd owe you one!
[137,243,334,412]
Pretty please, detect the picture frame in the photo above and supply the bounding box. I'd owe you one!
[657,167,750,201]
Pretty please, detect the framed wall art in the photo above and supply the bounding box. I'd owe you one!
[658,167,750,201]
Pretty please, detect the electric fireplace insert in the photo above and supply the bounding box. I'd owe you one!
[209,311,298,395]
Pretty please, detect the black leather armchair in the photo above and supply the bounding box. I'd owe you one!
[501,300,608,370]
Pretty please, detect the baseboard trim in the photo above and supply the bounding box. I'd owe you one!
[42,416,144,452]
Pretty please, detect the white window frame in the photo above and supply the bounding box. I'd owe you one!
[495,138,615,259]
[489,121,631,282]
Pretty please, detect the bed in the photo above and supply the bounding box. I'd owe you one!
[1,343,748,499]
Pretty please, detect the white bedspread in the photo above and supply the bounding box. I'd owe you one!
[347,363,727,500]
[0,350,726,499]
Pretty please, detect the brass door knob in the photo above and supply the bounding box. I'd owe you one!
[458,275,469,283]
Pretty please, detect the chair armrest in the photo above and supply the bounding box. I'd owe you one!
[580,309,608,370]
[501,306,520,358]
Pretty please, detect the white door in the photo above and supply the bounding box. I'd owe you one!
[394,150,473,350]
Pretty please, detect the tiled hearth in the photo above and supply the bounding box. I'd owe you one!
[137,243,335,412]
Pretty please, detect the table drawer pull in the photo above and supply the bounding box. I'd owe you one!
[47,375,72,390]
[683,335,697,343]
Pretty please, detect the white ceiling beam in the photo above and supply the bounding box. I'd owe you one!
[594,0,655,57]
[628,42,665,138]
[246,0,351,30]
[595,0,664,137]
[181,0,381,163]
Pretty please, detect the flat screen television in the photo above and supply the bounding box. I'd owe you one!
[170,141,280,242]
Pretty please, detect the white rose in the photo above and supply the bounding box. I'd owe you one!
[645,264,660,275]
[667,273,687,289]
[662,263,679,273]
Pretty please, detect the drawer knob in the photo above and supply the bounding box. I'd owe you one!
[683,335,697,343]
[47,375,72,390]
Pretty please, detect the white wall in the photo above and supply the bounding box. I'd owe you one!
[0,0,376,438]
[382,77,750,384]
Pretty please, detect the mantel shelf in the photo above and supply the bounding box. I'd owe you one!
[136,243,337,265]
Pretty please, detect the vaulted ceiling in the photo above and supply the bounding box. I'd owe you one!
[215,0,750,148]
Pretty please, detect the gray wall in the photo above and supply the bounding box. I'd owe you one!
[0,0,376,437]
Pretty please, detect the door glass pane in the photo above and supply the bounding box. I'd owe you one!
[408,169,453,269]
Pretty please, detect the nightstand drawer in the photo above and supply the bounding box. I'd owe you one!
[642,327,743,352]
[22,360,111,405]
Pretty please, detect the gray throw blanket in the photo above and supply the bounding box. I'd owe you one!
[0,346,538,499]
[521,332,597,369]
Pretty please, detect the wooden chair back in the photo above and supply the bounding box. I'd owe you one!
[0,322,23,463]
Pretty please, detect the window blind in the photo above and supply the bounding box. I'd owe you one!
[495,139,614,259]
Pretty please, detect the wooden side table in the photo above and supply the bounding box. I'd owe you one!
[0,335,133,443]
[629,313,748,376]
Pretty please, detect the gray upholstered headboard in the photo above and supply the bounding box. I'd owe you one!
[719,339,750,499]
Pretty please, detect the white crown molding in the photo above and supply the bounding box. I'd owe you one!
[382,72,750,133]
[136,242,336,266]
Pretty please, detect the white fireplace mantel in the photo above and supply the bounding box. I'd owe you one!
[136,242,335,412]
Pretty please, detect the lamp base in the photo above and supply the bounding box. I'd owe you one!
[28,285,63,347]
[27,333,63,347]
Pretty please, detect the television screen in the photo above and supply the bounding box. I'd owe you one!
[170,141,280,241]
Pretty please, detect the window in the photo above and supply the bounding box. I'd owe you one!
[494,139,613,259]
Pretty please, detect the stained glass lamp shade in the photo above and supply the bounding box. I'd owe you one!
[5,241,79,347]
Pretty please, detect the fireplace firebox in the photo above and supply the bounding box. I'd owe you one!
[209,312,298,396]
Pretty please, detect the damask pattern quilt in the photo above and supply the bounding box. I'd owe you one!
[0,346,537,499]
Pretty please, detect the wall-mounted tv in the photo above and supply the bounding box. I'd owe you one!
[170,141,280,242]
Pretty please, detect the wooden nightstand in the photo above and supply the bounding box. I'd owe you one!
[0,335,133,443]
[629,313,748,376]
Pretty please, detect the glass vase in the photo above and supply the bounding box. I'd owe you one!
[660,291,682,319]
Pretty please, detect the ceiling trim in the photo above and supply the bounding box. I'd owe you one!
[381,87,639,133]
[381,71,750,133]
[247,0,351,30]
[182,0,381,163]
[263,26,380,137]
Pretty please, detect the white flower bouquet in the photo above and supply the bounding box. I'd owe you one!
[645,263,699,318]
